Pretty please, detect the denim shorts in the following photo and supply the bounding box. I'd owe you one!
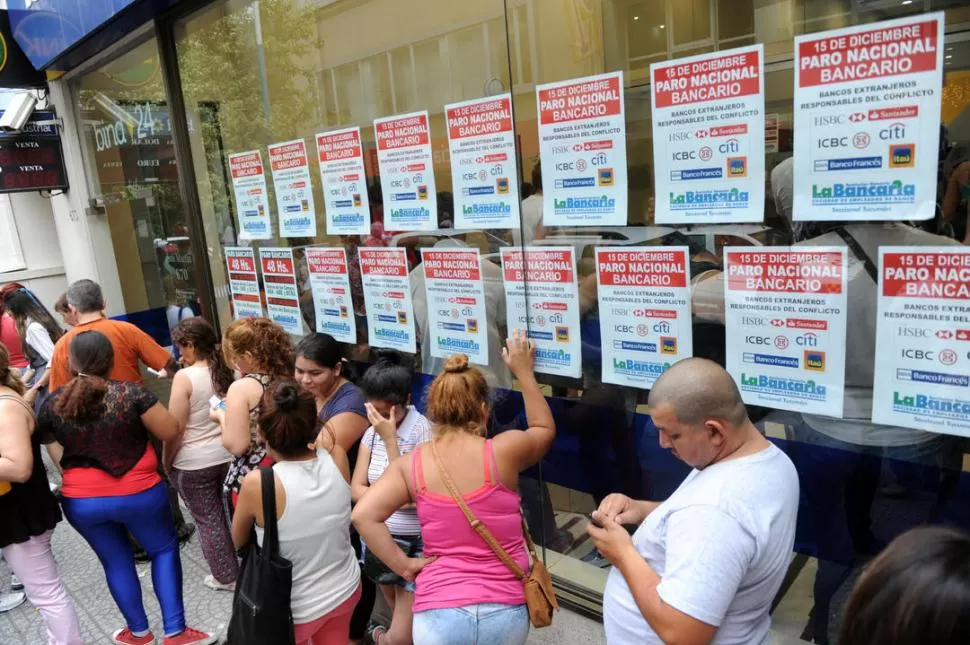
[412,603,529,645]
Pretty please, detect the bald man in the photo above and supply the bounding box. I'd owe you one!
[588,358,798,645]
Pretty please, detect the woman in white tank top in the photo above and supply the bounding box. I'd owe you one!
[166,318,238,591]
[232,380,361,644]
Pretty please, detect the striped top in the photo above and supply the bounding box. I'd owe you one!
[363,406,432,535]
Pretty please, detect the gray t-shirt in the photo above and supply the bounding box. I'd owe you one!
[603,443,799,645]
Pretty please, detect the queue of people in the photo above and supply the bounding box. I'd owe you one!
[3,277,970,645]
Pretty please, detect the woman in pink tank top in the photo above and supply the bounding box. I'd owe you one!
[353,331,556,645]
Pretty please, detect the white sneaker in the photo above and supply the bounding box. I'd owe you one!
[203,575,234,592]
[10,573,23,591]
[0,591,26,613]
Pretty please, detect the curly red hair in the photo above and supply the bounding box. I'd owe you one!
[222,318,294,381]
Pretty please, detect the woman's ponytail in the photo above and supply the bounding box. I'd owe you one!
[53,331,114,422]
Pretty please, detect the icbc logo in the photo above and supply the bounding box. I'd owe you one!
[577,159,588,171]
[637,324,649,336]
[775,336,789,349]
[939,349,958,366]
[699,146,713,161]
[853,132,870,149]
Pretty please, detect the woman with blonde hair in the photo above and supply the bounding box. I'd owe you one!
[353,331,555,645]
[214,317,293,514]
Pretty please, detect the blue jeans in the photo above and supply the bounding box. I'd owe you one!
[61,482,185,636]
[412,603,529,645]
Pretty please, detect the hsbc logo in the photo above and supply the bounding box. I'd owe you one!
[849,113,866,122]
[898,327,929,338]
[814,115,845,127]
[771,319,786,327]
[669,131,691,142]
[741,316,767,326]
[552,145,570,154]
[937,330,954,339]
[572,144,584,152]
[695,130,708,138]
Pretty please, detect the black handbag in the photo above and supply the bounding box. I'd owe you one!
[227,467,295,645]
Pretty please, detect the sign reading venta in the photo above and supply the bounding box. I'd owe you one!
[0,110,68,193]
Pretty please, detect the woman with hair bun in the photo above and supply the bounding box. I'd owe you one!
[232,380,361,645]
[216,317,294,513]
[353,331,556,645]
[294,333,374,643]
[352,350,432,645]
[37,331,215,645]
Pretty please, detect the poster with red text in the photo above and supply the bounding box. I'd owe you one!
[258,247,303,335]
[420,248,489,365]
[268,139,317,237]
[500,247,581,378]
[872,247,970,436]
[305,247,356,344]
[650,45,765,224]
[227,151,272,240]
[724,247,848,417]
[225,247,263,319]
[793,13,944,221]
[316,127,371,235]
[445,94,520,230]
[595,247,693,387]
[374,111,437,231]
[536,72,627,226]
[359,247,417,353]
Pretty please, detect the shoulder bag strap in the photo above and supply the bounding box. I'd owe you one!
[0,395,34,417]
[259,466,280,558]
[430,441,526,580]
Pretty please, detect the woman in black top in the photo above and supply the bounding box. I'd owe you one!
[0,343,82,644]
[38,331,215,645]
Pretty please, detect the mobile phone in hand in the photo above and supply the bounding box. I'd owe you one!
[588,513,605,529]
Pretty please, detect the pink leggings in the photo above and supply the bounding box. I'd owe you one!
[293,584,362,645]
[3,530,83,645]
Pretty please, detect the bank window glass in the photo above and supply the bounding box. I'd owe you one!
[72,36,200,343]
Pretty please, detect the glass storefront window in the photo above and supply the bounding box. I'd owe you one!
[72,37,200,345]
[137,0,970,642]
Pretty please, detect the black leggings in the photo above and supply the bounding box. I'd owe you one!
[349,529,377,639]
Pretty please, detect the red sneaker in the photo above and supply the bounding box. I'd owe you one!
[162,627,217,645]
[111,628,156,645]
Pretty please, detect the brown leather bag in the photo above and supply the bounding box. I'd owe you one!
[431,441,559,628]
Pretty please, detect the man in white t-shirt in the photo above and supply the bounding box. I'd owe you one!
[589,358,799,645]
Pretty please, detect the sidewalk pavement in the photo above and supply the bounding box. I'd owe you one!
[0,511,604,644]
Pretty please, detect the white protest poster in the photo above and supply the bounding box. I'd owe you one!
[227,151,272,240]
[724,247,848,417]
[651,45,765,224]
[793,13,944,221]
[359,247,417,353]
[501,247,581,378]
[536,71,628,226]
[315,127,371,235]
[267,139,317,238]
[420,248,489,365]
[374,111,437,231]
[445,94,520,230]
[595,247,693,387]
[872,247,970,436]
[225,247,263,319]
[305,247,357,344]
[258,247,303,335]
